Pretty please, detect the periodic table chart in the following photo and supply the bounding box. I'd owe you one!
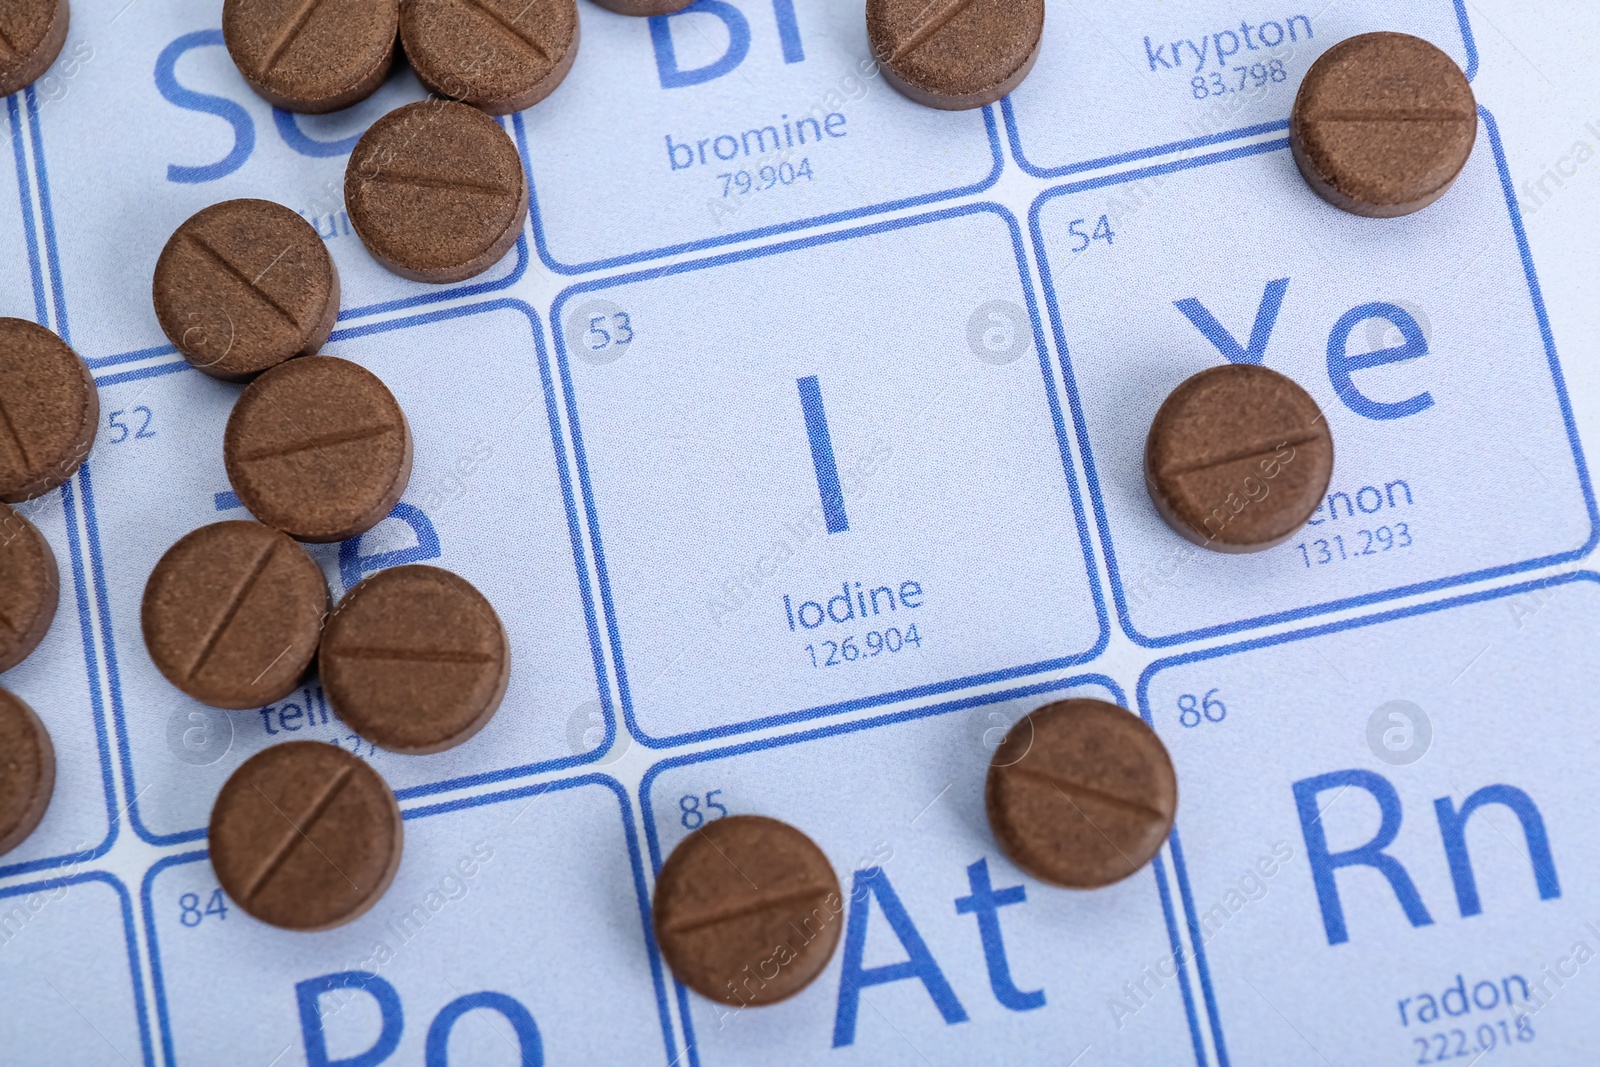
[4,0,1600,1064]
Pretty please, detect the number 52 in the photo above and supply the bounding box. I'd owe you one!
[108,406,156,443]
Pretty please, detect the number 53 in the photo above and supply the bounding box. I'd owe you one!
[586,312,634,351]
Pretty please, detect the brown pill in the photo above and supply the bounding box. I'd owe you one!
[400,0,578,116]
[320,565,509,754]
[222,0,398,113]
[1290,32,1476,218]
[986,699,1176,889]
[0,0,69,98]
[345,100,528,283]
[866,0,1044,111]
[224,357,412,543]
[589,0,692,15]
[0,318,97,504]
[210,741,402,930]
[142,522,329,711]
[654,815,842,1006]
[1145,364,1333,553]
[153,200,341,382]
[0,689,55,856]
[0,503,59,674]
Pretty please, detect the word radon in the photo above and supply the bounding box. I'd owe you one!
[784,580,925,632]
[1145,15,1314,74]
[667,111,848,171]
[1397,973,1531,1028]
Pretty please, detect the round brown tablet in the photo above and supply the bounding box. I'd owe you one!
[400,0,578,115]
[866,0,1044,111]
[320,565,509,754]
[654,815,842,1006]
[1290,33,1476,218]
[153,200,341,382]
[142,522,329,710]
[209,741,402,930]
[589,0,692,15]
[224,357,412,543]
[987,699,1176,889]
[0,318,97,504]
[0,0,69,98]
[0,503,59,674]
[222,0,398,114]
[1145,364,1333,553]
[0,688,55,856]
[345,100,528,283]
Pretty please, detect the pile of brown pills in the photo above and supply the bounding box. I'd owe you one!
[142,522,329,710]
[1145,364,1334,553]
[1290,32,1477,217]
[0,317,98,504]
[0,688,55,857]
[0,503,60,674]
[5,9,1493,991]
[209,741,403,930]
[345,100,529,284]
[222,0,398,114]
[866,0,1045,111]
[400,0,579,115]
[224,356,413,543]
[320,564,510,754]
[986,699,1177,889]
[654,815,842,1005]
[153,200,340,381]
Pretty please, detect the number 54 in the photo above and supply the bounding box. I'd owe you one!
[1068,215,1117,254]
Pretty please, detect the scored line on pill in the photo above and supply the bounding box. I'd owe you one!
[261,0,330,74]
[1159,432,1324,479]
[0,23,17,57]
[243,765,357,900]
[363,172,518,198]
[186,540,277,682]
[1008,764,1169,824]
[1050,785,1142,873]
[889,0,980,62]
[466,0,550,62]
[233,422,398,464]
[322,645,499,664]
[182,233,304,331]
[1305,109,1474,124]
[661,884,834,935]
